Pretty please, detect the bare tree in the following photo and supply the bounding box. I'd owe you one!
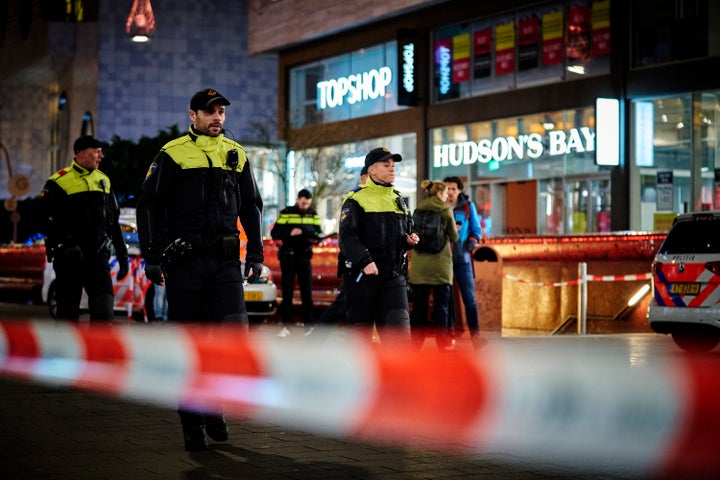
[249,113,359,212]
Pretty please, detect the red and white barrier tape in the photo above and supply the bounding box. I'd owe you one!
[503,272,652,287]
[0,319,718,479]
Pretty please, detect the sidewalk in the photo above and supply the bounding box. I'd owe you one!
[1,376,635,480]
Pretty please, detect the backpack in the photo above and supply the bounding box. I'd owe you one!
[412,208,445,254]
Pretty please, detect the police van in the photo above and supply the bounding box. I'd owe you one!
[648,211,720,352]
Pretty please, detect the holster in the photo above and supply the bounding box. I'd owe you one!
[216,234,240,259]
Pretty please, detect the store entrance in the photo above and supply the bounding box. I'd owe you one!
[481,175,611,236]
[530,175,611,235]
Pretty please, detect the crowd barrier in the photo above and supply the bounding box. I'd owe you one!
[1,319,718,479]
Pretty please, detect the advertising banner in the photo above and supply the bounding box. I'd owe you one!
[542,10,564,66]
[473,28,492,78]
[518,15,540,70]
[656,171,674,212]
[591,0,611,57]
[495,22,515,75]
[397,29,419,106]
[434,38,458,100]
[452,33,471,82]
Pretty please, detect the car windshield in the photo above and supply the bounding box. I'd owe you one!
[659,220,720,254]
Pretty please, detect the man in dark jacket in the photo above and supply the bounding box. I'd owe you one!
[35,135,129,322]
[271,189,322,336]
[136,88,264,452]
[339,147,419,345]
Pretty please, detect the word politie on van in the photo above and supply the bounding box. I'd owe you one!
[433,127,596,167]
[317,66,393,110]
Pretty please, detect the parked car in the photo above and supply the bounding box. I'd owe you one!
[39,215,277,322]
[648,211,720,352]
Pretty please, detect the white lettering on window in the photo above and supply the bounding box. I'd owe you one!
[403,43,415,93]
[433,129,595,167]
[317,67,392,110]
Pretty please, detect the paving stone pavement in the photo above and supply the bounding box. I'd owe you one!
[1,376,648,480]
[0,321,662,480]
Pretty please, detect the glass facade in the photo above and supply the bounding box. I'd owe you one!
[289,42,405,129]
[631,91,720,231]
[432,0,610,102]
[429,107,612,235]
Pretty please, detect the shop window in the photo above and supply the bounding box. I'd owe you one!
[632,91,720,231]
[285,134,417,233]
[288,42,404,129]
[432,0,610,103]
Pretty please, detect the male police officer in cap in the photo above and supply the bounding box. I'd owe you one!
[35,135,129,321]
[339,147,419,345]
[137,87,264,451]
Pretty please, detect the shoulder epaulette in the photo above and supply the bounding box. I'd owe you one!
[57,169,68,176]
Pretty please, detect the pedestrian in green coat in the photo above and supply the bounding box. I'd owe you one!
[408,179,458,350]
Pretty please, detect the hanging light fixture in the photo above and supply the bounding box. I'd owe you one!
[126,0,156,43]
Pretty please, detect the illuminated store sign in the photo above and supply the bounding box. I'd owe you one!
[398,29,418,106]
[433,127,595,167]
[317,67,392,110]
[435,40,452,95]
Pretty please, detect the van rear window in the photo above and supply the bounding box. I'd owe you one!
[659,220,720,254]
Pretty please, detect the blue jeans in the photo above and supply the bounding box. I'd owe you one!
[452,262,479,334]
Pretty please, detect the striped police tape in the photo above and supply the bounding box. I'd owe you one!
[0,319,718,478]
[503,272,652,287]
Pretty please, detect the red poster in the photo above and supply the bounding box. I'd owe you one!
[473,28,492,78]
[592,27,610,56]
[518,16,540,70]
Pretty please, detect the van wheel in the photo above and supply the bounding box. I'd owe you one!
[47,281,59,319]
[671,331,720,353]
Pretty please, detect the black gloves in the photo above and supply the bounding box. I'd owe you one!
[145,264,165,285]
[117,256,130,281]
[244,262,263,282]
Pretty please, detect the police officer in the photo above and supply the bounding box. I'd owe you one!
[271,188,321,337]
[136,88,264,452]
[339,147,419,345]
[35,135,129,321]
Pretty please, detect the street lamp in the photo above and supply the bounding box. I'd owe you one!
[126,0,156,43]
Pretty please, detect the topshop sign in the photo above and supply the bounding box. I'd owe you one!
[433,127,596,167]
[317,67,392,110]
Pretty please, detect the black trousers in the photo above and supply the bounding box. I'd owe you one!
[53,250,114,321]
[278,254,313,325]
[346,273,411,345]
[164,254,249,428]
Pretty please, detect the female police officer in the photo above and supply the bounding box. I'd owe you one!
[339,147,419,346]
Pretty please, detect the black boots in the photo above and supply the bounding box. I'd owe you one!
[179,410,229,451]
[182,425,208,452]
[205,415,229,442]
